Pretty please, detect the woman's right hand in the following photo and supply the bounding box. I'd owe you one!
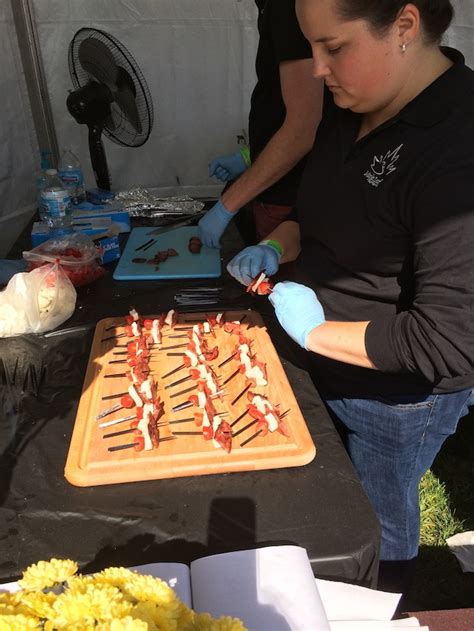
[226,244,280,286]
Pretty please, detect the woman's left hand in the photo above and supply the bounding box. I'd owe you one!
[269,281,325,349]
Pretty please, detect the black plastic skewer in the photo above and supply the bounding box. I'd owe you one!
[231,383,251,406]
[166,352,185,356]
[103,428,135,439]
[108,435,176,452]
[240,429,262,447]
[172,400,193,413]
[230,409,249,428]
[239,410,290,445]
[135,238,155,251]
[109,359,127,364]
[142,240,156,252]
[108,442,138,452]
[101,333,126,342]
[165,374,191,389]
[222,367,240,386]
[218,351,238,368]
[232,418,258,438]
[170,385,195,399]
[104,370,150,378]
[161,343,188,350]
[169,417,195,424]
[172,431,202,436]
[218,340,253,368]
[161,364,185,379]
[102,391,128,400]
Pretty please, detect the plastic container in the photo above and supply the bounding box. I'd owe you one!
[40,169,73,235]
[58,149,86,204]
[23,233,105,287]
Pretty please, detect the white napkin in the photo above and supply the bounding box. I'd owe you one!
[446,531,474,572]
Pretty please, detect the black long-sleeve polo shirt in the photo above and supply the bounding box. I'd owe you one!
[294,48,474,396]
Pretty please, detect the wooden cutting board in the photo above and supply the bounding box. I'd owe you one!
[65,310,316,486]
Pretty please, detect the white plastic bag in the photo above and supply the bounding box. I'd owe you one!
[0,261,77,337]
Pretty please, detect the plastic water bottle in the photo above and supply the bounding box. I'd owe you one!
[40,169,73,235]
[35,153,52,221]
[58,149,86,204]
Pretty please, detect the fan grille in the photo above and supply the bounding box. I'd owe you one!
[68,27,154,147]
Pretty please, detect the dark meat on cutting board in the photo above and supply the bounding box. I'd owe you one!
[188,237,202,254]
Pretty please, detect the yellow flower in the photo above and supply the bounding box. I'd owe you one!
[121,572,177,607]
[52,583,132,625]
[193,613,248,631]
[18,558,78,591]
[97,617,149,631]
[7,559,248,631]
[0,613,39,630]
[15,590,56,619]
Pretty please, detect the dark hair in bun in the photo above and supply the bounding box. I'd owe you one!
[336,1,454,43]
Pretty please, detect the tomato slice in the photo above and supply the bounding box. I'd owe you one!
[134,434,145,451]
[120,394,135,409]
[202,425,213,441]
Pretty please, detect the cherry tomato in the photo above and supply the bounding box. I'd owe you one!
[120,394,135,409]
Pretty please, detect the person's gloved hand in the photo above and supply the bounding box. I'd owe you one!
[227,244,281,286]
[209,151,247,183]
[0,259,27,287]
[197,199,234,248]
[269,281,325,349]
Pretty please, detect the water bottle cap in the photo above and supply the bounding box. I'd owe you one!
[45,168,58,175]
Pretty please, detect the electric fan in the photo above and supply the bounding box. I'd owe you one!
[67,27,154,190]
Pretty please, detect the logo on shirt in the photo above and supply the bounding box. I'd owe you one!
[364,144,403,188]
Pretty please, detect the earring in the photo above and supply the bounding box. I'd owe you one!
[401,43,407,53]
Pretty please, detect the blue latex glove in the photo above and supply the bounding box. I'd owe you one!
[0,259,27,286]
[269,281,326,349]
[227,244,280,286]
[209,151,247,183]
[198,199,235,248]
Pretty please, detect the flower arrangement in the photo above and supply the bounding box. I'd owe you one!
[0,558,247,630]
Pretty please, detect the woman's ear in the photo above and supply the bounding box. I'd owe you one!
[397,3,421,46]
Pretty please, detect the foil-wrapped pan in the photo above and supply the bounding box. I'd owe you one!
[112,187,205,217]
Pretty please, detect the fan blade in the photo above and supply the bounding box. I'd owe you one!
[113,66,142,135]
[78,38,118,88]
[105,114,117,131]
[115,88,142,135]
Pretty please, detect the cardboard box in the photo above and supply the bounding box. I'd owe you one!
[31,219,115,247]
[72,203,130,233]
[96,235,121,264]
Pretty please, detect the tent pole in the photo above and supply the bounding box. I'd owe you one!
[10,0,59,168]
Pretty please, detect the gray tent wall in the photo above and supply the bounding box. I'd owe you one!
[0,1,39,257]
[0,0,472,257]
[32,0,259,196]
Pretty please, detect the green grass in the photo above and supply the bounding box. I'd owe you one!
[419,471,464,547]
[403,408,474,611]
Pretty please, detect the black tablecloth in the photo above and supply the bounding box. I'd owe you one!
[0,222,380,586]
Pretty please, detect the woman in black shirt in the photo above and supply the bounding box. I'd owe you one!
[228,0,474,594]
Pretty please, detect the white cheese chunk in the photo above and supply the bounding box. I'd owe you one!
[164,309,175,327]
[184,350,198,366]
[128,384,143,407]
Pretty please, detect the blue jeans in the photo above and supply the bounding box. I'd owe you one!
[324,388,473,561]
